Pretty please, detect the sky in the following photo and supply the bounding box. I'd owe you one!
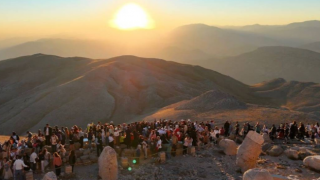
[1,0,320,39]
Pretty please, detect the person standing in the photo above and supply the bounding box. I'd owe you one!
[3,158,13,180]
[39,148,50,173]
[88,130,93,150]
[68,150,76,173]
[224,121,230,137]
[13,155,28,180]
[50,132,59,153]
[96,133,103,157]
[44,124,52,146]
[235,122,240,136]
[79,128,84,149]
[53,152,62,177]
[29,148,38,172]
[156,136,162,152]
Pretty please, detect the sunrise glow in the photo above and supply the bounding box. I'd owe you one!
[111,3,154,30]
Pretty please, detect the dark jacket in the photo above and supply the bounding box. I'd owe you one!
[44,126,53,136]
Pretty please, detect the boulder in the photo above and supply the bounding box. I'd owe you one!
[82,159,91,165]
[262,133,272,143]
[229,134,236,140]
[83,149,90,155]
[187,146,196,155]
[89,154,98,163]
[303,155,320,171]
[159,152,166,163]
[271,174,290,180]
[65,165,72,174]
[285,149,299,160]
[121,157,129,168]
[298,151,312,160]
[219,139,237,155]
[176,148,183,156]
[42,171,57,180]
[243,168,273,180]
[99,146,118,180]
[261,143,272,152]
[80,155,89,160]
[267,145,284,157]
[235,137,243,144]
[236,131,264,172]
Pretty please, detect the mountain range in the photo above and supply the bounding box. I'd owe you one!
[0,54,319,134]
[200,46,320,84]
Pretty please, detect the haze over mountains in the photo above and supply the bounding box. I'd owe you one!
[1,20,320,59]
[201,46,320,84]
[1,20,320,85]
[0,54,319,134]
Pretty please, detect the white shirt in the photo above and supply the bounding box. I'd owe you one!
[46,128,49,136]
[30,152,38,163]
[13,159,27,170]
[109,136,114,142]
[157,139,162,149]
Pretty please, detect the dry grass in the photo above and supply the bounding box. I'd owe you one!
[0,135,10,144]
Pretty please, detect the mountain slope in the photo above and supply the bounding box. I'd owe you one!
[205,46,320,84]
[300,41,320,53]
[166,24,280,56]
[229,20,320,44]
[0,54,266,134]
[0,39,122,61]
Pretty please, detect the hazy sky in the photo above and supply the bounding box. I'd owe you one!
[1,0,320,39]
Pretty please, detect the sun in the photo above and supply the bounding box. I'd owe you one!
[111,3,154,30]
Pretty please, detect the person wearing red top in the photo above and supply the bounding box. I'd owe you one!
[220,127,225,136]
[53,152,62,176]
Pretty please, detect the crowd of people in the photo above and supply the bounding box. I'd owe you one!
[1,119,319,180]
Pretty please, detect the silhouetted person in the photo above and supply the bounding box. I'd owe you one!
[44,124,52,145]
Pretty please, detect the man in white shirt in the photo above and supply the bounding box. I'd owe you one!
[30,149,38,171]
[156,136,162,152]
[13,155,28,180]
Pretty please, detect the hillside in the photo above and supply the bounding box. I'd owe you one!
[252,78,320,115]
[166,24,280,57]
[0,39,122,61]
[1,54,319,135]
[142,87,319,127]
[300,41,320,53]
[228,20,320,44]
[0,54,264,135]
[204,46,320,84]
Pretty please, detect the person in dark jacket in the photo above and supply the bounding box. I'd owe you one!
[270,124,277,140]
[44,124,53,145]
[69,150,76,173]
[298,122,305,140]
[290,121,298,139]
[224,121,230,137]
[96,133,103,157]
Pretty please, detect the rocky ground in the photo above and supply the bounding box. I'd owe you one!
[26,140,320,180]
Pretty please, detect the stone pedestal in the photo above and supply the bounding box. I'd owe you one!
[236,131,264,172]
[98,146,118,180]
